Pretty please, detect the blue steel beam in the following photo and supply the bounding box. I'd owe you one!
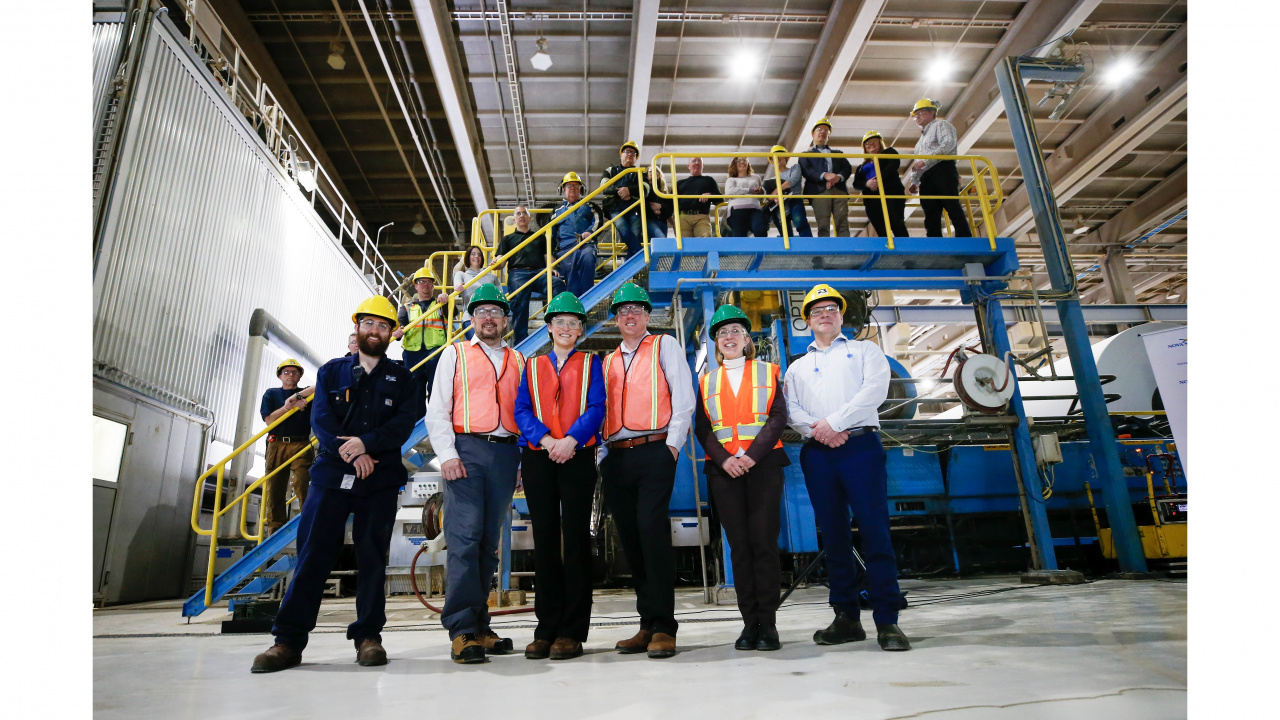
[183,514,301,617]
[866,303,1187,326]
[995,56,1147,572]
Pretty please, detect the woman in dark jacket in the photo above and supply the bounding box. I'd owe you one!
[694,305,791,651]
[852,130,910,239]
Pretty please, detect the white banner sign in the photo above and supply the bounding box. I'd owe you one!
[1140,326,1188,475]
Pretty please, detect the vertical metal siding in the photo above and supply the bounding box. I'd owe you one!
[94,19,373,446]
[92,21,125,131]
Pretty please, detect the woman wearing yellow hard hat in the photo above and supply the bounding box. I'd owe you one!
[852,131,910,239]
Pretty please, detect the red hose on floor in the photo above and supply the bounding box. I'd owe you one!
[409,544,536,615]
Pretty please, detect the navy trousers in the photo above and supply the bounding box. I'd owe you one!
[769,198,813,237]
[799,432,902,626]
[440,434,520,639]
[272,482,399,651]
[508,268,565,344]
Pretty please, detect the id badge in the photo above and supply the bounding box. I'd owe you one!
[341,474,356,490]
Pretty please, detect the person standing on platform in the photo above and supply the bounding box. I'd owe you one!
[426,284,527,664]
[903,98,972,238]
[764,145,812,238]
[550,173,598,298]
[694,306,790,652]
[600,283,695,659]
[393,267,447,396]
[599,141,652,258]
[259,359,315,534]
[724,157,769,238]
[675,157,719,238]
[799,118,854,237]
[782,284,911,652]
[515,293,606,661]
[251,296,424,673]
[852,131,910,239]
[497,205,563,344]
[454,246,500,337]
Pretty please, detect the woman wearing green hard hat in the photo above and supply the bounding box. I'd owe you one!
[694,304,791,651]
[514,292,606,661]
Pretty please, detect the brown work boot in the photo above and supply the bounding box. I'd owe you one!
[647,632,677,659]
[525,638,552,660]
[355,638,387,666]
[451,633,487,664]
[477,627,514,655]
[550,637,583,660]
[250,643,301,673]
[614,628,653,654]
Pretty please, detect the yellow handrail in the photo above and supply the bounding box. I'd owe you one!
[243,438,318,542]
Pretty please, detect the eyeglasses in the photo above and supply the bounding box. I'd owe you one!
[551,317,583,329]
[716,327,748,339]
[358,318,393,332]
[615,305,648,317]
[809,305,842,318]
[472,307,506,319]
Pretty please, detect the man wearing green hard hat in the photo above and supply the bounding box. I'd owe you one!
[513,292,606,660]
[425,283,528,664]
[599,282,695,659]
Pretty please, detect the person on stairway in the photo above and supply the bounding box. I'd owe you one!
[550,173,598,298]
[496,204,564,344]
[599,140,655,258]
[393,267,447,397]
[259,359,315,535]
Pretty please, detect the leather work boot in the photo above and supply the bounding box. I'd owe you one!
[251,643,302,674]
[451,633,487,664]
[876,624,912,651]
[734,623,760,651]
[813,610,867,645]
[549,638,584,660]
[477,627,514,655]
[647,632,677,659]
[755,624,781,651]
[355,638,387,666]
[615,629,653,654]
[525,639,552,660]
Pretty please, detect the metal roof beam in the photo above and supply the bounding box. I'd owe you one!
[1076,164,1186,247]
[625,0,661,148]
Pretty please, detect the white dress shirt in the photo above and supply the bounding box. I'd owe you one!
[783,334,890,440]
[608,332,696,450]
[426,335,518,463]
[903,117,959,189]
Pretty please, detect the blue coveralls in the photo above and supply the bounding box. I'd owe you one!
[271,353,425,651]
[550,201,599,297]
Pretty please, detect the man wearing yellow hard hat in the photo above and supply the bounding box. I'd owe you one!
[252,296,426,673]
[799,118,854,237]
[259,358,316,534]
[393,266,447,396]
[903,98,971,238]
[782,284,912,652]
[550,172,599,298]
[599,140,659,258]
[763,145,812,238]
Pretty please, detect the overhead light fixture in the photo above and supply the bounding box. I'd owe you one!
[1103,56,1137,86]
[1071,215,1090,235]
[732,50,758,81]
[327,40,346,71]
[296,160,316,193]
[530,37,553,71]
[926,57,952,83]
[412,213,426,236]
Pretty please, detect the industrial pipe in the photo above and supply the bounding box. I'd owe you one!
[408,544,534,616]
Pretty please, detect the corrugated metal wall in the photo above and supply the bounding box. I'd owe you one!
[94,17,373,447]
[92,20,124,133]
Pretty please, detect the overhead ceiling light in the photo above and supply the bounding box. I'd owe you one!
[327,40,346,71]
[926,57,952,83]
[296,160,316,193]
[412,213,426,236]
[530,37,553,71]
[1103,56,1137,86]
[732,50,757,81]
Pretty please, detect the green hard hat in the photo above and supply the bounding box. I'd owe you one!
[609,282,652,315]
[467,283,510,316]
[709,304,751,337]
[545,291,587,321]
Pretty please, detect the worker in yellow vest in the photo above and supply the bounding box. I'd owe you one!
[600,282,695,659]
[393,267,447,396]
[513,292,606,661]
[693,305,790,652]
[424,283,526,664]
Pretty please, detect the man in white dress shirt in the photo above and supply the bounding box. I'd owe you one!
[783,284,911,651]
[903,98,971,238]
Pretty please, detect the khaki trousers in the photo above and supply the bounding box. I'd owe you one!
[809,189,850,237]
[679,213,713,238]
[264,439,313,530]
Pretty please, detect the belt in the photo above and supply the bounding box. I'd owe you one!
[268,435,307,444]
[465,433,518,445]
[608,432,668,450]
[808,426,876,443]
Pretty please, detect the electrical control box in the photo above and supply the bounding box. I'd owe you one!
[1156,496,1187,524]
[400,471,442,507]
[1033,433,1062,466]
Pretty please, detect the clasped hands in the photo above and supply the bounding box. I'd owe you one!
[721,454,756,479]
[540,434,580,464]
[336,436,378,478]
[810,418,850,448]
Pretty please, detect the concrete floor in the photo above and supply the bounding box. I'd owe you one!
[93,577,1186,719]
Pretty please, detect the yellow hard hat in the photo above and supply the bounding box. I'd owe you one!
[560,171,584,191]
[862,130,884,146]
[351,295,400,330]
[619,140,640,155]
[770,145,787,154]
[811,117,832,133]
[911,98,940,115]
[801,284,847,318]
[412,267,437,283]
[276,359,303,377]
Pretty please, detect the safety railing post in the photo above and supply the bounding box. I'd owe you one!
[872,155,893,249]
[205,464,225,607]
[971,158,996,251]
[638,168,650,264]
[671,156,684,251]
[774,152,790,250]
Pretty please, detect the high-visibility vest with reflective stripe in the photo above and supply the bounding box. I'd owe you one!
[451,341,524,434]
[603,334,672,437]
[699,359,782,456]
[403,300,446,351]
[525,351,598,449]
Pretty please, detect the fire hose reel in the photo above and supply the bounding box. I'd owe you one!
[953,353,1016,414]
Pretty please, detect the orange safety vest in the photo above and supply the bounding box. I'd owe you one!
[451,341,525,434]
[525,351,598,449]
[603,334,673,438]
[700,359,783,456]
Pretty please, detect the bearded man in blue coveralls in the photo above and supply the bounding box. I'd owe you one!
[251,296,425,673]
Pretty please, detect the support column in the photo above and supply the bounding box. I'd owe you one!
[1102,247,1138,305]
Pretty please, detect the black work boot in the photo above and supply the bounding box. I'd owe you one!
[876,623,912,651]
[451,633,487,664]
[734,623,760,651]
[813,610,867,645]
[477,627,514,655]
[755,624,781,651]
[251,643,302,673]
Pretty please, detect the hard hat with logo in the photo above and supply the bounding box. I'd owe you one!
[560,171,584,191]
[811,117,832,133]
[276,358,304,376]
[619,140,640,155]
[412,266,437,283]
[801,284,847,318]
[466,282,510,316]
[544,291,588,322]
[911,98,940,115]
[861,130,884,146]
[609,282,652,315]
[709,304,751,337]
[352,296,400,330]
